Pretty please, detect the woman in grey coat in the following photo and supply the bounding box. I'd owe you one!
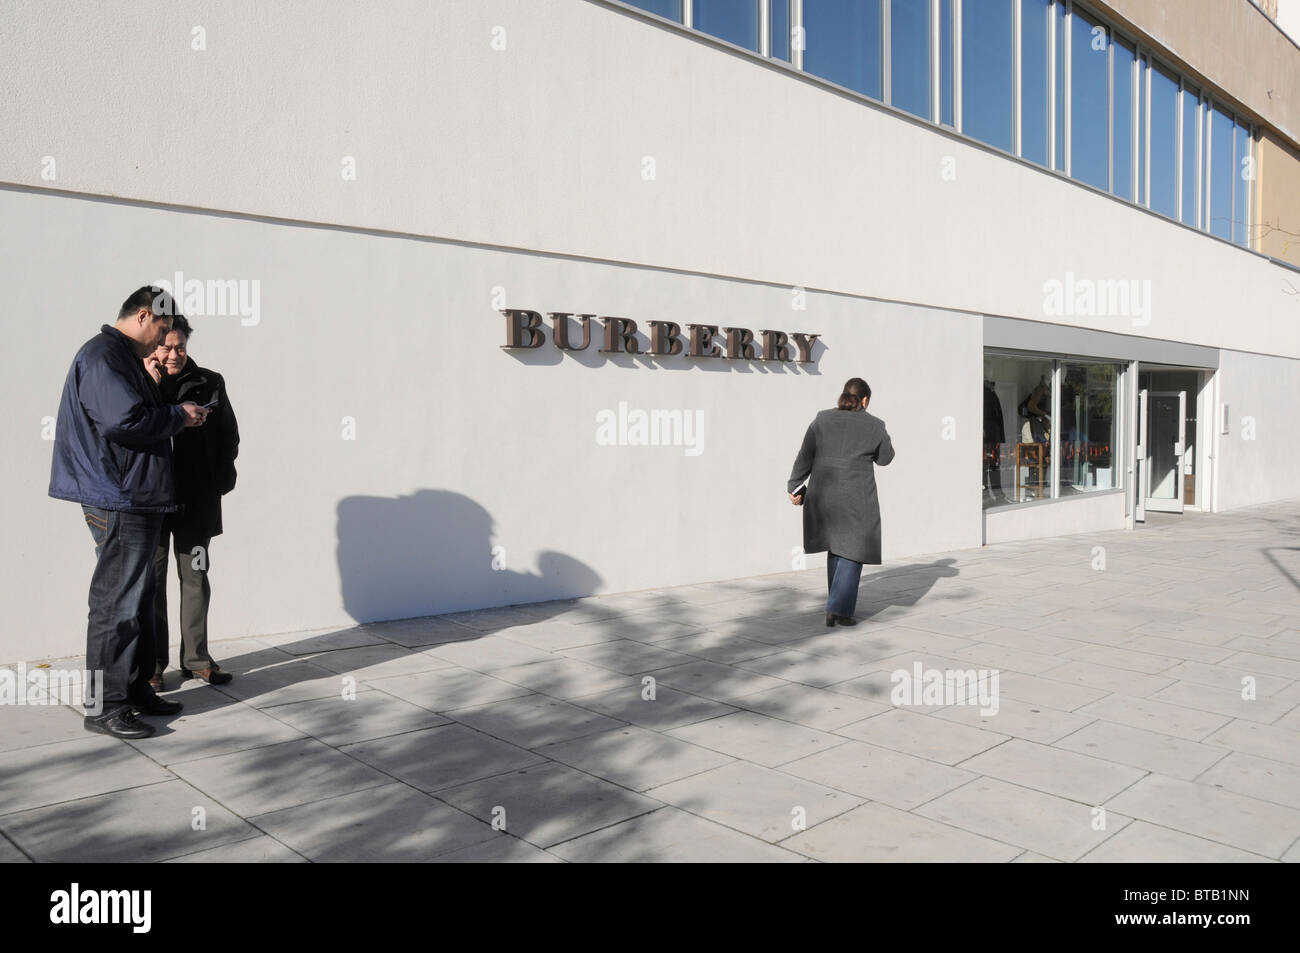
[788,378,895,626]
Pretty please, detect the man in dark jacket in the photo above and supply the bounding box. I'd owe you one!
[50,286,209,739]
[147,315,240,687]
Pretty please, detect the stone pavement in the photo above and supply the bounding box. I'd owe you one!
[3,501,1300,863]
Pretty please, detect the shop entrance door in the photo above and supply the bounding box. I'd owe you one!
[1144,390,1187,514]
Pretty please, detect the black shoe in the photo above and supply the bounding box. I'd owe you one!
[834,615,859,627]
[825,612,838,627]
[84,707,156,740]
[130,693,183,716]
[182,665,232,685]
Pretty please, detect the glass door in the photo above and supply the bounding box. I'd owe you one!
[1145,390,1187,513]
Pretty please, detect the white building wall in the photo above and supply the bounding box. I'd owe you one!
[2,0,1298,662]
[1,188,979,663]
[1,0,1297,358]
[1214,349,1300,511]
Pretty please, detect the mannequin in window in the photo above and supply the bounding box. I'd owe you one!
[1019,375,1051,444]
[983,379,1006,504]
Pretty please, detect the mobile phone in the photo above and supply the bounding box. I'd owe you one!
[792,484,807,499]
[201,396,219,410]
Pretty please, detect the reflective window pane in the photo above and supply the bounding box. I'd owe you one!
[1060,364,1119,496]
[1180,85,1200,226]
[1112,38,1135,200]
[1208,104,1234,240]
[1149,62,1178,219]
[962,0,1014,151]
[1020,0,1050,166]
[984,355,1055,508]
[1069,8,1109,191]
[1233,119,1251,246]
[624,0,683,21]
[771,0,791,60]
[803,0,883,100]
[940,0,955,125]
[694,0,759,51]
[891,0,931,120]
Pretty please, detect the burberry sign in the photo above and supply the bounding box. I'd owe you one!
[500,310,820,363]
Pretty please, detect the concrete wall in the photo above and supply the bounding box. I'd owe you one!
[1213,349,1300,511]
[1,0,1297,358]
[984,490,1127,545]
[1,187,980,663]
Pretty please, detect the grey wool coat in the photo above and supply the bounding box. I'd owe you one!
[788,408,896,565]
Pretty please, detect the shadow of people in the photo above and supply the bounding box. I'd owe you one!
[336,489,603,623]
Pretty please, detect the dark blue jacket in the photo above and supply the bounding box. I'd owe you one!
[49,325,188,513]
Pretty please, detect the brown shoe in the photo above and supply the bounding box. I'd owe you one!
[182,666,233,685]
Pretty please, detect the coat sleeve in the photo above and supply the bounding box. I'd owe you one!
[875,421,896,466]
[216,374,240,495]
[79,356,186,448]
[788,421,817,493]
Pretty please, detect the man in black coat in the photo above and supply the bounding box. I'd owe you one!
[49,286,209,738]
[147,315,240,687]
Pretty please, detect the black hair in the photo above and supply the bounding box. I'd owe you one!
[836,377,872,410]
[117,285,178,320]
[169,314,194,339]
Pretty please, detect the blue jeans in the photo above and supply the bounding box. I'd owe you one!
[826,552,863,618]
[82,506,164,715]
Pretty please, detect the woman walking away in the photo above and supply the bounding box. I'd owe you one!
[787,377,895,627]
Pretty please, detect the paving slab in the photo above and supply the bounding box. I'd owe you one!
[550,807,805,862]
[667,711,848,767]
[1054,720,1230,780]
[1107,774,1300,858]
[0,736,173,814]
[0,778,255,863]
[488,658,638,700]
[537,725,734,791]
[644,761,860,843]
[914,777,1133,862]
[0,703,97,754]
[365,666,535,712]
[124,700,307,766]
[569,684,737,732]
[1078,820,1273,863]
[262,689,450,746]
[782,800,1022,862]
[164,835,308,863]
[341,724,544,791]
[956,738,1147,803]
[647,659,792,705]
[733,683,891,731]
[169,737,392,815]
[250,782,496,861]
[434,761,661,848]
[833,709,1009,765]
[779,740,978,810]
[447,693,625,749]
[1072,694,1232,742]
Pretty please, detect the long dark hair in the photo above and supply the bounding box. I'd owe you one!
[836,377,871,411]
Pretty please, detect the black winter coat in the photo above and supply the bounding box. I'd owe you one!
[158,359,239,538]
[49,326,187,513]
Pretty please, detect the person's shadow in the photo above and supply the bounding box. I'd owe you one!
[336,489,602,623]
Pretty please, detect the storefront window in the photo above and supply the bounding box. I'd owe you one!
[1059,363,1118,495]
[983,354,1054,508]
